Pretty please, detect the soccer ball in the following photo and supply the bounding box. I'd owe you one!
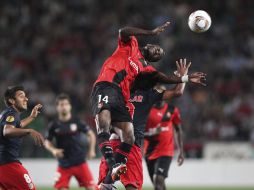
[188,10,211,33]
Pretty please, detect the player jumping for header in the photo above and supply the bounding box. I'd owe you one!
[91,22,206,186]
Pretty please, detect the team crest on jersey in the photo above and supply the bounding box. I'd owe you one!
[70,124,78,132]
[6,116,15,122]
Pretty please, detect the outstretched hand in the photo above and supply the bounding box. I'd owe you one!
[30,104,42,118]
[189,72,207,86]
[176,58,192,76]
[152,21,170,35]
[29,129,45,146]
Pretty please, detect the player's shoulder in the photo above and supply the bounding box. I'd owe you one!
[167,104,180,114]
[0,107,17,119]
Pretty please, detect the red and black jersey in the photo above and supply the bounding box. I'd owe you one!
[130,89,164,147]
[144,104,181,159]
[95,36,155,103]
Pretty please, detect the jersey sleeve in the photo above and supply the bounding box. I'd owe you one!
[118,35,138,47]
[45,122,55,141]
[2,112,20,127]
[143,65,156,72]
[172,107,182,125]
[148,89,164,104]
[79,120,90,133]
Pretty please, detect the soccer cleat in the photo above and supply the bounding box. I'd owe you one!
[111,163,127,182]
[97,183,117,190]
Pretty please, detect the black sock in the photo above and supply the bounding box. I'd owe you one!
[114,142,132,165]
[98,132,115,168]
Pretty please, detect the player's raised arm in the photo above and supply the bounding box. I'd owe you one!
[153,69,206,86]
[161,59,190,100]
[20,104,42,128]
[119,21,170,42]
[3,125,44,146]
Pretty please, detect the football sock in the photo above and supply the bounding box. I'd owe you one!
[114,142,132,165]
[98,132,115,168]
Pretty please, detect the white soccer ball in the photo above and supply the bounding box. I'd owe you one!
[188,10,211,33]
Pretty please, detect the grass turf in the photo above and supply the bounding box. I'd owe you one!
[37,187,254,190]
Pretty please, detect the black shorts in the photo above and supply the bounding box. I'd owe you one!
[90,82,132,122]
[145,156,172,179]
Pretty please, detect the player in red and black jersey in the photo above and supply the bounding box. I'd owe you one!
[144,93,184,190]
[91,22,206,186]
[0,86,44,190]
[45,94,96,190]
[97,59,189,190]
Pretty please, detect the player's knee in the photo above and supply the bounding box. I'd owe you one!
[154,175,165,190]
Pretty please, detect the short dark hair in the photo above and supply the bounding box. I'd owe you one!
[55,93,71,105]
[4,85,24,106]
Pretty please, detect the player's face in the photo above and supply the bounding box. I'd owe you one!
[143,44,165,62]
[14,90,28,111]
[56,99,72,116]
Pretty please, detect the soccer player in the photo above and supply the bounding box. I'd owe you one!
[144,93,184,190]
[98,59,189,190]
[45,94,96,190]
[0,85,44,190]
[91,22,206,184]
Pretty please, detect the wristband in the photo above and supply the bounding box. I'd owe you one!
[181,75,189,83]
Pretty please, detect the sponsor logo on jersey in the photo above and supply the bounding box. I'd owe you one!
[128,57,139,73]
[129,95,143,103]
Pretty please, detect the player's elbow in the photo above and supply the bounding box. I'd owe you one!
[3,125,14,137]
[174,90,184,97]
[119,27,128,36]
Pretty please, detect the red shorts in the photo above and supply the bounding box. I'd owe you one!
[98,140,143,190]
[55,162,95,189]
[0,162,36,190]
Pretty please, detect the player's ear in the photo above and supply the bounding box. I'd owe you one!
[8,98,15,105]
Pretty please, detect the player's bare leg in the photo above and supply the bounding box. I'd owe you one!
[96,110,129,183]
[107,121,134,181]
[58,188,68,190]
[96,110,115,168]
[153,175,166,190]
[113,122,135,145]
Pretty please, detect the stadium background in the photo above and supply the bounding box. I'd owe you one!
[1,0,254,189]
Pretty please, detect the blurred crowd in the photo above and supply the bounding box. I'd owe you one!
[0,0,254,158]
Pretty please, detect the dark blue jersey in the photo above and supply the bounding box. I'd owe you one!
[0,107,22,165]
[130,89,163,147]
[45,117,90,168]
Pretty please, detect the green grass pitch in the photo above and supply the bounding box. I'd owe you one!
[37,187,254,190]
